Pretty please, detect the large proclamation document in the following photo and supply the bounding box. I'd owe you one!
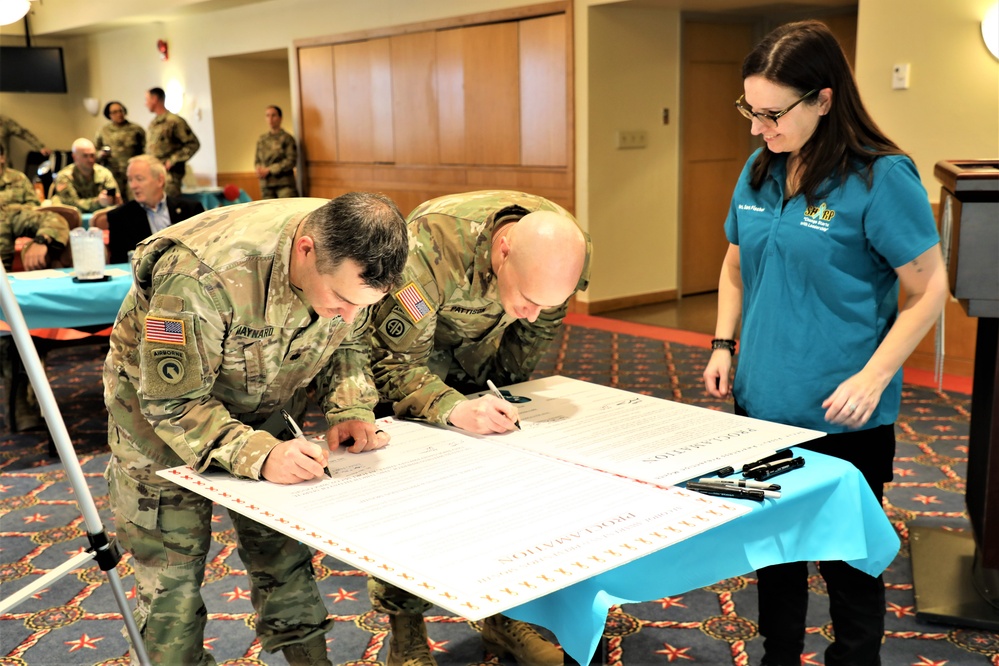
[161,377,823,621]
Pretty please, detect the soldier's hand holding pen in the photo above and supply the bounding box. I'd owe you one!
[261,438,331,484]
[447,388,521,435]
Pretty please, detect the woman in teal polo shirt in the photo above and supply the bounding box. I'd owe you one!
[703,20,949,666]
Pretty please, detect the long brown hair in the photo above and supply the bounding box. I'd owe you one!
[742,20,904,204]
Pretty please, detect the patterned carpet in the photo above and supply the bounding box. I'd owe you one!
[1,317,997,665]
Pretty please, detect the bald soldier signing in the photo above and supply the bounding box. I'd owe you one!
[367,190,591,666]
[103,195,408,665]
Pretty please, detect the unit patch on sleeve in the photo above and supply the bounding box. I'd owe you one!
[394,281,432,323]
[145,316,186,345]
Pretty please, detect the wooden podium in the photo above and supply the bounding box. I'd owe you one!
[911,159,999,630]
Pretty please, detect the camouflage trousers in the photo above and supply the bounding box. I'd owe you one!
[368,577,432,616]
[107,459,333,665]
[164,171,184,198]
[260,183,299,199]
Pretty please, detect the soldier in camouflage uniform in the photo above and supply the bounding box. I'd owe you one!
[0,114,50,159]
[144,86,201,198]
[367,190,591,666]
[94,101,146,202]
[1,203,70,432]
[255,105,299,199]
[49,138,120,212]
[0,144,40,206]
[103,194,408,665]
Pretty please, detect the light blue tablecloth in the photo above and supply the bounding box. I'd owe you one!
[506,448,900,664]
[1,264,132,329]
[181,188,252,210]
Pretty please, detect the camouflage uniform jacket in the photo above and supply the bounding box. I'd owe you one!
[0,203,70,270]
[146,111,200,173]
[50,163,118,212]
[0,168,40,206]
[255,129,298,187]
[94,121,146,191]
[370,190,591,425]
[0,115,45,155]
[103,199,380,485]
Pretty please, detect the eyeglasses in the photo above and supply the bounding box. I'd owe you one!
[734,89,818,128]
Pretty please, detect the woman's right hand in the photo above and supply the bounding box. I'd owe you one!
[702,350,734,398]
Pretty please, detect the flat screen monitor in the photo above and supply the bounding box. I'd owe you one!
[0,46,68,94]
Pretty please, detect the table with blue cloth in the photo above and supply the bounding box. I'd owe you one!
[0,264,133,330]
[180,187,252,210]
[506,448,899,664]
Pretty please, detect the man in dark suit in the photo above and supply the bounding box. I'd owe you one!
[106,155,203,263]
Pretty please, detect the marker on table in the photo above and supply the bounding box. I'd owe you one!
[697,477,781,491]
[685,481,766,502]
[486,379,521,430]
[741,449,794,474]
[744,456,805,481]
[693,479,781,499]
[281,409,332,478]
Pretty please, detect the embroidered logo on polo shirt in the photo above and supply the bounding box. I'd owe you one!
[800,202,836,233]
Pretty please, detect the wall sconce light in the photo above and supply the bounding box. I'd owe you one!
[82,97,100,116]
[984,2,999,60]
[0,0,31,27]
[157,39,169,61]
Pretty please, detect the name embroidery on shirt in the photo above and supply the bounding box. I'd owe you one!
[738,204,765,212]
[800,203,836,233]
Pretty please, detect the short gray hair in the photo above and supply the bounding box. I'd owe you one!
[127,154,167,181]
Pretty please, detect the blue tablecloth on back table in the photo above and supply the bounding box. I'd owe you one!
[181,188,252,210]
[1,264,132,329]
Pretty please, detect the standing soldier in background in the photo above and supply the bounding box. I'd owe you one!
[144,86,200,197]
[0,114,51,159]
[255,105,299,199]
[94,101,145,201]
[50,138,120,212]
[0,144,40,206]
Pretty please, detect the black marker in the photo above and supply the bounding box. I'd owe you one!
[745,456,805,481]
[686,481,765,502]
[741,449,793,474]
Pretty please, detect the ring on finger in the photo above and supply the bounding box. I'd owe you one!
[847,402,857,414]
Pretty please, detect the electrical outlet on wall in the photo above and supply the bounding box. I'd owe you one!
[616,130,647,149]
[892,63,911,90]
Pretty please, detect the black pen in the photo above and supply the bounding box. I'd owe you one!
[281,409,331,478]
[741,449,793,474]
[686,481,765,502]
[486,379,521,430]
[745,456,805,481]
[693,479,781,499]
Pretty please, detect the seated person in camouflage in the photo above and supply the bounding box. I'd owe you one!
[366,190,591,666]
[0,203,71,432]
[49,138,120,212]
[0,144,39,206]
[103,193,408,666]
[255,105,299,199]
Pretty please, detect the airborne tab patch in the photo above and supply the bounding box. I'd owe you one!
[394,281,432,323]
[145,316,186,345]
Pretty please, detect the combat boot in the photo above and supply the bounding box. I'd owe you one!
[480,614,564,665]
[282,635,333,666]
[387,612,437,666]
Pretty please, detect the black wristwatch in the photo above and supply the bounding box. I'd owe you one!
[711,338,737,354]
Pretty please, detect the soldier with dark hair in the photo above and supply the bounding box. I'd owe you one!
[94,100,145,201]
[144,86,200,197]
[103,194,409,665]
[255,105,299,199]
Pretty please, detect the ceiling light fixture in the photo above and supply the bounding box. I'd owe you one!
[0,0,31,27]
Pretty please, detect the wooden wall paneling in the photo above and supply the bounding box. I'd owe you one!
[436,28,466,164]
[298,45,337,162]
[217,171,262,201]
[461,22,521,166]
[519,13,568,167]
[390,32,440,165]
[333,38,395,163]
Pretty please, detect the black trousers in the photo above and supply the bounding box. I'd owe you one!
[735,402,895,666]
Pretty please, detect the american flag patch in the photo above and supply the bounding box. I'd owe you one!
[145,316,186,345]
[395,282,431,323]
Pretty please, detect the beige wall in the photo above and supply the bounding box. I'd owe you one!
[856,0,999,199]
[581,4,680,303]
[209,54,292,175]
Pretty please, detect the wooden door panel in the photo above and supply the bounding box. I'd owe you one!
[520,13,568,167]
[298,45,337,162]
[682,62,744,162]
[681,159,742,294]
[463,22,521,166]
[436,28,466,164]
[334,38,394,163]
[391,32,439,165]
